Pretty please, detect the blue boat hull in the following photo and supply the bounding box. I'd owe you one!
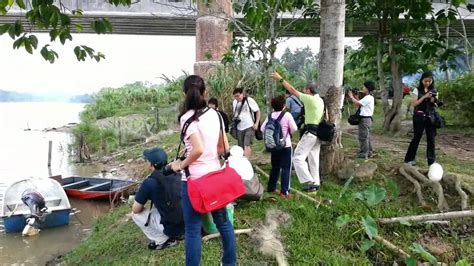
[2,209,71,233]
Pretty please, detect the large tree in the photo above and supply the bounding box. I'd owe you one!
[224,0,318,111]
[346,0,469,133]
[318,0,345,173]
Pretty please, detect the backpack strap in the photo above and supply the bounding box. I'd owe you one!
[144,201,153,227]
[276,111,286,122]
[245,97,256,123]
[289,96,303,108]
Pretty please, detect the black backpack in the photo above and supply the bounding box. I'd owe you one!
[317,107,335,142]
[263,112,287,152]
[146,170,184,237]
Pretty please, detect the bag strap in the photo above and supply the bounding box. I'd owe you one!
[276,111,286,122]
[175,107,211,160]
[234,97,246,119]
[245,97,257,123]
[144,201,153,227]
[290,96,303,108]
[182,109,228,178]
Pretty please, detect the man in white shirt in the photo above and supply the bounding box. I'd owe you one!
[348,81,375,159]
[232,88,261,157]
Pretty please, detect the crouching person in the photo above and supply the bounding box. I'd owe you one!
[228,145,264,201]
[132,147,184,250]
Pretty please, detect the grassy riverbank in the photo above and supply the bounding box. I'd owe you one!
[63,127,473,264]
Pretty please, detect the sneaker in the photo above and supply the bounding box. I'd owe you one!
[357,154,368,160]
[405,161,416,166]
[148,238,177,250]
[303,185,319,193]
[368,151,376,158]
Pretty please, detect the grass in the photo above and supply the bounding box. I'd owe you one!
[64,127,473,265]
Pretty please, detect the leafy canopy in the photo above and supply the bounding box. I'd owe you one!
[0,0,131,62]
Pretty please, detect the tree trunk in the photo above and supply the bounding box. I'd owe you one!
[456,7,472,72]
[194,0,232,78]
[445,1,452,80]
[377,34,389,113]
[318,0,345,174]
[382,40,403,133]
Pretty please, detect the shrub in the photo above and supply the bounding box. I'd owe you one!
[437,73,474,127]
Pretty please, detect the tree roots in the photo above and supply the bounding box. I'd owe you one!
[399,163,473,210]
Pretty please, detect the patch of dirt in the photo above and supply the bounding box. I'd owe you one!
[344,125,474,163]
[437,133,474,162]
[419,235,455,261]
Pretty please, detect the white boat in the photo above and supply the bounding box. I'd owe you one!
[0,177,71,233]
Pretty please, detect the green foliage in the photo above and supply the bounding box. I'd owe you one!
[410,243,438,264]
[361,215,378,239]
[336,214,352,228]
[360,240,375,253]
[437,73,474,127]
[80,80,182,120]
[354,184,387,207]
[345,0,467,95]
[207,60,267,114]
[0,0,130,62]
[71,120,103,154]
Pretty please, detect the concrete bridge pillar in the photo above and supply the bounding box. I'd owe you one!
[194,0,232,78]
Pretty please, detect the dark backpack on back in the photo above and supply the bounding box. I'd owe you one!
[264,112,287,152]
[147,171,184,237]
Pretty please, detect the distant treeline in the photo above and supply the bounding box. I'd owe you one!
[0,90,93,103]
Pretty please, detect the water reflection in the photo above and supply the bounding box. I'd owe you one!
[0,102,116,264]
[0,199,110,264]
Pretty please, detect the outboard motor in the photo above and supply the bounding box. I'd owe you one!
[21,189,49,236]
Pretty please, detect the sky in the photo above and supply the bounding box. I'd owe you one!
[0,34,360,95]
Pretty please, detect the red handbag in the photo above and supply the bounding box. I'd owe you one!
[178,108,245,214]
[187,162,245,213]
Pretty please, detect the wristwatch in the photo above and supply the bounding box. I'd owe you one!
[279,78,284,83]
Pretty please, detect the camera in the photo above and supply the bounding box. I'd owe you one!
[162,164,175,176]
[232,118,241,124]
[428,89,444,107]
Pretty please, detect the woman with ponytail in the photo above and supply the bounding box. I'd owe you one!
[170,75,236,266]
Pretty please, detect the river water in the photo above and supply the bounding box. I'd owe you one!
[0,102,110,264]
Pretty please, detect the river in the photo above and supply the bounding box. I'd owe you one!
[0,102,110,264]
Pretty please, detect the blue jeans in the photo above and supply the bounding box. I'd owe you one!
[181,181,237,266]
[268,147,292,194]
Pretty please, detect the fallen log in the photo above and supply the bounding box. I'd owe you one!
[202,228,253,241]
[379,210,474,225]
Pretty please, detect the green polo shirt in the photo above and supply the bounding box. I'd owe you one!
[298,93,324,125]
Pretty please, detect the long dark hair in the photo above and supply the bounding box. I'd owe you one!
[179,75,207,121]
[418,71,435,93]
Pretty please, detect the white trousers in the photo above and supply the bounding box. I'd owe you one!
[132,208,168,245]
[293,132,321,185]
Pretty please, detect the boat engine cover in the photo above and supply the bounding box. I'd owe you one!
[21,189,48,222]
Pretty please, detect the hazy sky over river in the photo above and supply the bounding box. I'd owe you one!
[1,34,359,95]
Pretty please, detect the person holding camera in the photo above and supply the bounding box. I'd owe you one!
[131,147,184,250]
[347,81,376,159]
[169,75,236,266]
[404,71,441,166]
[232,87,261,158]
